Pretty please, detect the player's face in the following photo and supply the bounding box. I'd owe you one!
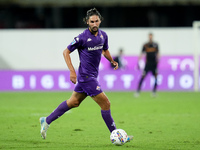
[87,15,101,34]
[149,34,153,42]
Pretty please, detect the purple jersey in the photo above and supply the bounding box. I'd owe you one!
[67,28,109,82]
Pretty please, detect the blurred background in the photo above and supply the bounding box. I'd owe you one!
[0,0,200,28]
[0,0,200,92]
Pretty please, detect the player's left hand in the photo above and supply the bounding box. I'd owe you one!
[111,61,118,70]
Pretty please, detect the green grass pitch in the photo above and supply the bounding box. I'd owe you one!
[0,91,200,150]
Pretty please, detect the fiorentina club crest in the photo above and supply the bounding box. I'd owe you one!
[100,34,103,39]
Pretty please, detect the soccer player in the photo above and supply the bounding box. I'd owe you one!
[135,33,160,97]
[111,48,126,70]
[39,8,133,143]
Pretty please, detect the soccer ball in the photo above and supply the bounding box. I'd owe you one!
[110,129,128,146]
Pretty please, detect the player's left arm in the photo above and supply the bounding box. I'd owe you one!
[102,50,118,70]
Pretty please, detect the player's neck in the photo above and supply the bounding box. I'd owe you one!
[89,28,98,36]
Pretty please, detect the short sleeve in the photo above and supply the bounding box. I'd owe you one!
[67,35,82,52]
[142,44,146,53]
[103,33,109,50]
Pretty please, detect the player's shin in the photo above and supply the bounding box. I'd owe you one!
[101,109,116,132]
[153,78,158,92]
[137,76,145,92]
[46,100,70,124]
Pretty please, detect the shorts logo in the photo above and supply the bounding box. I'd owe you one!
[96,86,101,91]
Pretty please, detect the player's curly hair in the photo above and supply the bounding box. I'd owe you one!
[83,8,103,24]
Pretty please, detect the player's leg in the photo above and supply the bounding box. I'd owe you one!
[77,78,116,133]
[137,73,146,92]
[91,92,116,133]
[135,68,147,97]
[46,91,87,124]
[152,69,158,96]
[92,92,133,143]
[86,79,133,143]
[40,91,87,139]
[137,64,149,92]
[153,74,158,92]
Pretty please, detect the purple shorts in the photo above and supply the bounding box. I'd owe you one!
[74,78,103,97]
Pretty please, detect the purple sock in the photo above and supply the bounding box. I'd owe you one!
[101,109,116,133]
[46,101,70,125]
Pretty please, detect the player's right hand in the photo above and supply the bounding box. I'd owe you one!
[70,71,77,84]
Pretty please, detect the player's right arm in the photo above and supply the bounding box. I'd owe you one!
[63,48,77,84]
[156,44,160,64]
[139,44,147,61]
[138,53,144,61]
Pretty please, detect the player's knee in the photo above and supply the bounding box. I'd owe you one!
[102,100,110,110]
[107,100,111,108]
[73,102,80,108]
[67,100,80,108]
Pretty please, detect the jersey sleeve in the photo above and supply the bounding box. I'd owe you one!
[142,44,146,53]
[67,34,82,52]
[103,32,109,50]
